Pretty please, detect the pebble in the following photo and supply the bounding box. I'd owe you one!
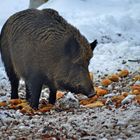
[15,110,23,118]
[1,126,7,130]
[19,125,30,131]
[38,128,44,133]
[30,124,35,128]
[9,136,16,140]
[13,129,19,133]
[117,120,128,127]
[31,118,39,123]
[100,138,108,140]
[56,92,79,109]
[121,95,136,104]
[80,136,97,140]
[128,81,135,86]
[104,93,116,98]
[107,85,113,90]
[134,80,140,85]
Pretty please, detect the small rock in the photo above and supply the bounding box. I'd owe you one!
[117,120,128,127]
[121,95,136,104]
[31,118,38,123]
[107,85,113,90]
[19,125,30,131]
[56,92,79,109]
[134,80,140,85]
[105,98,113,106]
[9,136,16,140]
[1,126,7,130]
[100,138,108,140]
[38,128,44,133]
[80,136,97,140]
[104,93,116,98]
[122,60,127,64]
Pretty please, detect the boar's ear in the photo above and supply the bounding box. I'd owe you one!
[90,39,98,51]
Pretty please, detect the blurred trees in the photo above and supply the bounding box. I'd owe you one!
[29,0,49,8]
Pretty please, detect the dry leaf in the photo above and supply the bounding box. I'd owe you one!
[122,92,129,97]
[84,101,104,108]
[112,95,125,102]
[135,95,140,104]
[131,85,140,91]
[108,74,119,82]
[39,104,53,113]
[9,99,23,105]
[99,98,107,105]
[132,90,140,95]
[16,102,29,109]
[20,105,35,115]
[0,101,7,107]
[101,79,112,86]
[111,95,125,107]
[20,108,27,114]
[8,105,17,109]
[80,95,98,105]
[56,91,64,99]
[118,69,129,77]
[95,87,108,96]
[132,75,140,81]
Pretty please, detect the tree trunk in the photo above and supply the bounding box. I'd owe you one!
[29,0,46,8]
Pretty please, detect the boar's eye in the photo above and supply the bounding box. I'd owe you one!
[64,36,80,58]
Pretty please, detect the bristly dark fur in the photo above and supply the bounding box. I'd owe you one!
[0,8,96,109]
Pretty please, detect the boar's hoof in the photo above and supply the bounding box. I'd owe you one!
[30,102,39,110]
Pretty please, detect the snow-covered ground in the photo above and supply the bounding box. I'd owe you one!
[0,0,140,76]
[39,0,140,76]
[0,1,140,139]
[0,0,29,30]
[39,0,140,44]
[0,0,29,67]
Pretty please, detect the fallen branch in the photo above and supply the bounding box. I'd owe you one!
[128,59,140,63]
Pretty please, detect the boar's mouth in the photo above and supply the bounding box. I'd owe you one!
[87,92,95,98]
[58,82,95,98]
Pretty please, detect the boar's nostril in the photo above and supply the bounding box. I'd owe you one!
[87,92,96,98]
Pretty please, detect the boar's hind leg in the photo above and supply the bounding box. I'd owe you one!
[4,65,19,99]
[0,47,19,99]
[9,72,19,99]
[26,76,43,109]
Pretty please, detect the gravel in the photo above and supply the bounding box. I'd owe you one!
[0,71,140,140]
[0,105,140,140]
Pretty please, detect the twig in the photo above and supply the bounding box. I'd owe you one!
[128,59,140,63]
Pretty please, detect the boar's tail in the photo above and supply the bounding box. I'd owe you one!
[90,39,98,51]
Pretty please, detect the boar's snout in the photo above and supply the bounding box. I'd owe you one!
[87,91,96,98]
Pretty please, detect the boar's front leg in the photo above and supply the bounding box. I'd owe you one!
[10,75,19,99]
[48,83,57,105]
[25,83,31,102]
[26,76,43,109]
[7,69,19,99]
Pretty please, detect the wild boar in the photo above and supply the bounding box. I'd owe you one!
[0,8,97,109]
